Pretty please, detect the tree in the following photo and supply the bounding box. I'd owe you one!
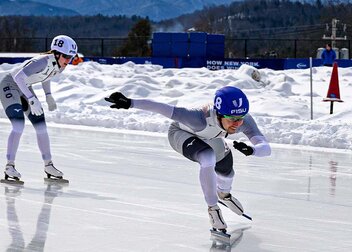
[117,19,152,57]
[0,16,34,52]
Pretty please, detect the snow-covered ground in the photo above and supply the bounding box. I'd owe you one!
[0,61,351,150]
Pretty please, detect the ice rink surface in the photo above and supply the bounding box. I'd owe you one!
[0,122,351,252]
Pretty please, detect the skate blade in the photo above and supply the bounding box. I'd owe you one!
[210,229,231,245]
[210,225,250,247]
[44,178,69,184]
[1,179,24,185]
[218,200,252,220]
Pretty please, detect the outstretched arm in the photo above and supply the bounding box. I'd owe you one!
[105,92,206,131]
[105,92,173,118]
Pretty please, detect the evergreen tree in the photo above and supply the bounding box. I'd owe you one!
[117,19,152,57]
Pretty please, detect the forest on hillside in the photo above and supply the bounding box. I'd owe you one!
[159,0,352,57]
[1,0,352,58]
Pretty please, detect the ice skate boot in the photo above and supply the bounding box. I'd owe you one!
[217,192,244,216]
[45,161,63,178]
[1,163,24,185]
[44,161,69,184]
[208,205,227,231]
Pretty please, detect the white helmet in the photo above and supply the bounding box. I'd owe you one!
[51,35,78,56]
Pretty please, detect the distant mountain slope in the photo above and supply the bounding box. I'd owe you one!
[1,0,236,20]
[0,0,79,16]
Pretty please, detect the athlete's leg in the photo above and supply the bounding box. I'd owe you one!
[168,124,218,206]
[26,98,63,178]
[26,110,52,162]
[208,139,244,215]
[0,76,25,178]
[206,138,234,193]
[168,125,227,229]
[0,77,25,163]
[215,152,234,193]
[197,148,218,206]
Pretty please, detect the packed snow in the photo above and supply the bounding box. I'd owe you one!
[0,61,351,150]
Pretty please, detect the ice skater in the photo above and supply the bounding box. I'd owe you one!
[0,35,78,184]
[105,85,271,233]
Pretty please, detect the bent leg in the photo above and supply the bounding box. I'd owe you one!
[168,126,218,206]
[168,126,228,228]
[208,140,244,215]
[206,138,234,193]
[215,152,234,193]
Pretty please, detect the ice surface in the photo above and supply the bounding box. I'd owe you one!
[0,122,352,252]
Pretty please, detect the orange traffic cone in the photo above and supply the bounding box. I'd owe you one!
[323,62,343,114]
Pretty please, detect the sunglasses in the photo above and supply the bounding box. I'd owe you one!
[222,115,245,122]
[61,53,73,60]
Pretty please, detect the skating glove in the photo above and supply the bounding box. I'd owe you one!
[46,94,57,111]
[28,96,43,116]
[105,92,131,109]
[233,141,254,156]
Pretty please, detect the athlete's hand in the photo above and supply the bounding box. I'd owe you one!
[46,94,57,111]
[105,92,131,109]
[233,141,254,156]
[28,96,44,116]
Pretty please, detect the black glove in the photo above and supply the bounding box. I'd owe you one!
[233,141,254,156]
[105,92,131,109]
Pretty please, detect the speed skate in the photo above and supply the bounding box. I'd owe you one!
[44,173,69,184]
[44,177,69,184]
[210,228,231,245]
[0,175,24,185]
[44,162,69,183]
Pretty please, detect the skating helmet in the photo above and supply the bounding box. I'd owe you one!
[51,35,78,57]
[214,86,249,117]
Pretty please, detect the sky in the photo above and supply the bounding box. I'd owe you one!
[0,61,351,151]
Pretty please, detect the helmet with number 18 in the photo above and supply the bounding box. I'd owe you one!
[50,35,78,57]
[214,86,249,117]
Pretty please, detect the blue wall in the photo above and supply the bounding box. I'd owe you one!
[152,32,225,59]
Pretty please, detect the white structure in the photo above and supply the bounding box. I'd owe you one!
[316,47,324,58]
[339,48,349,59]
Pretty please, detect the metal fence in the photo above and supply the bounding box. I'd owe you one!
[0,37,128,57]
[0,37,351,59]
[225,38,351,59]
